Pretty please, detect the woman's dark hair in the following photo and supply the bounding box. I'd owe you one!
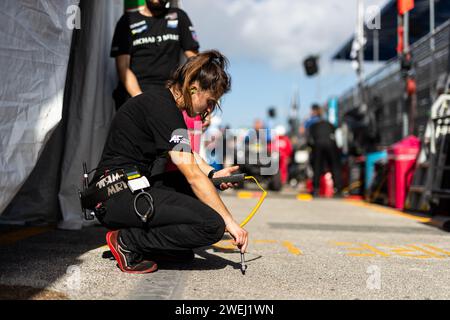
[167,50,231,115]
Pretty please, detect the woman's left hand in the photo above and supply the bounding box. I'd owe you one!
[212,165,240,191]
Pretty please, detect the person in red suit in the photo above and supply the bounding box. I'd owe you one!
[273,125,293,185]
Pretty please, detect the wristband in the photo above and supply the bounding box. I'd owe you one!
[207,169,217,179]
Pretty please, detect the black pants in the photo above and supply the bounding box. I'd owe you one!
[311,143,342,192]
[97,171,226,255]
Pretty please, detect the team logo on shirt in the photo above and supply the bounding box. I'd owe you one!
[130,20,146,29]
[189,26,198,42]
[130,20,148,35]
[170,135,190,145]
[131,25,148,35]
[133,34,179,46]
[129,20,147,34]
[165,12,178,20]
[165,12,178,28]
[167,20,178,29]
[96,172,124,189]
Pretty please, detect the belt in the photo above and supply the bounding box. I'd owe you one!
[80,169,130,209]
[80,167,154,223]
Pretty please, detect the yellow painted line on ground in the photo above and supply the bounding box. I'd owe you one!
[333,241,354,246]
[213,240,236,250]
[344,199,431,223]
[422,245,450,256]
[281,241,303,255]
[296,194,313,201]
[378,244,438,259]
[333,242,390,257]
[404,245,445,259]
[332,241,450,259]
[0,227,54,246]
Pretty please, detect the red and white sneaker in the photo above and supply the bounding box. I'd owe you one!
[106,231,158,274]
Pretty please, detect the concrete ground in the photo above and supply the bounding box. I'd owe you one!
[1,190,450,300]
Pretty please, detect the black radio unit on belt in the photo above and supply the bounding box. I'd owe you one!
[78,162,154,223]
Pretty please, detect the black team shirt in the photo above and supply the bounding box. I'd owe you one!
[308,120,337,146]
[111,8,200,88]
[95,87,192,179]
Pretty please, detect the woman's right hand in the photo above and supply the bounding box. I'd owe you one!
[225,220,249,253]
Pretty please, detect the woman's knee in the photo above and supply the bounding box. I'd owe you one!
[203,212,226,244]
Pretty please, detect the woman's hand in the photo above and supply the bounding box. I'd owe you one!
[213,165,240,190]
[225,220,249,253]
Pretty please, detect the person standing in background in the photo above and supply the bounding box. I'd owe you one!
[306,105,343,197]
[304,104,322,130]
[273,125,293,186]
[111,0,199,110]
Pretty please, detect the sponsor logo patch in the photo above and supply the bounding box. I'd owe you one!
[167,19,178,29]
[130,20,146,29]
[191,31,198,42]
[131,24,148,35]
[107,181,128,197]
[133,34,179,46]
[170,135,190,145]
[165,12,178,20]
[189,26,198,41]
[96,172,124,189]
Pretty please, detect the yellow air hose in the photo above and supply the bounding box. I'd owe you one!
[239,176,268,228]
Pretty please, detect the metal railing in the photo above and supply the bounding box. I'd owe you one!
[338,19,450,147]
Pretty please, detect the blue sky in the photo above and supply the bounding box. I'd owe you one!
[223,58,376,129]
[182,0,389,128]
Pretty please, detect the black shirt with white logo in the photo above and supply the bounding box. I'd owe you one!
[95,87,191,179]
[111,8,200,87]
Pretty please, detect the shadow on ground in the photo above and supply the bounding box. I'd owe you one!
[0,225,108,300]
[102,245,262,272]
[161,248,262,272]
[1,226,262,300]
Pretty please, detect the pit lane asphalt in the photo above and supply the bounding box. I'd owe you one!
[1,191,449,300]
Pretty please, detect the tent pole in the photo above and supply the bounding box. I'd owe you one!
[430,0,435,51]
[357,0,364,78]
[404,11,409,54]
[357,0,365,108]
[373,29,379,62]
[402,11,410,138]
[430,0,437,101]
[397,14,402,56]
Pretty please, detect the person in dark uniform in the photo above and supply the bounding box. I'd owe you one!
[90,51,247,274]
[307,105,343,197]
[111,0,199,110]
[304,104,322,130]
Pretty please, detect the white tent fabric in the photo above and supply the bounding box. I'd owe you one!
[57,0,121,230]
[0,0,122,230]
[0,0,79,216]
